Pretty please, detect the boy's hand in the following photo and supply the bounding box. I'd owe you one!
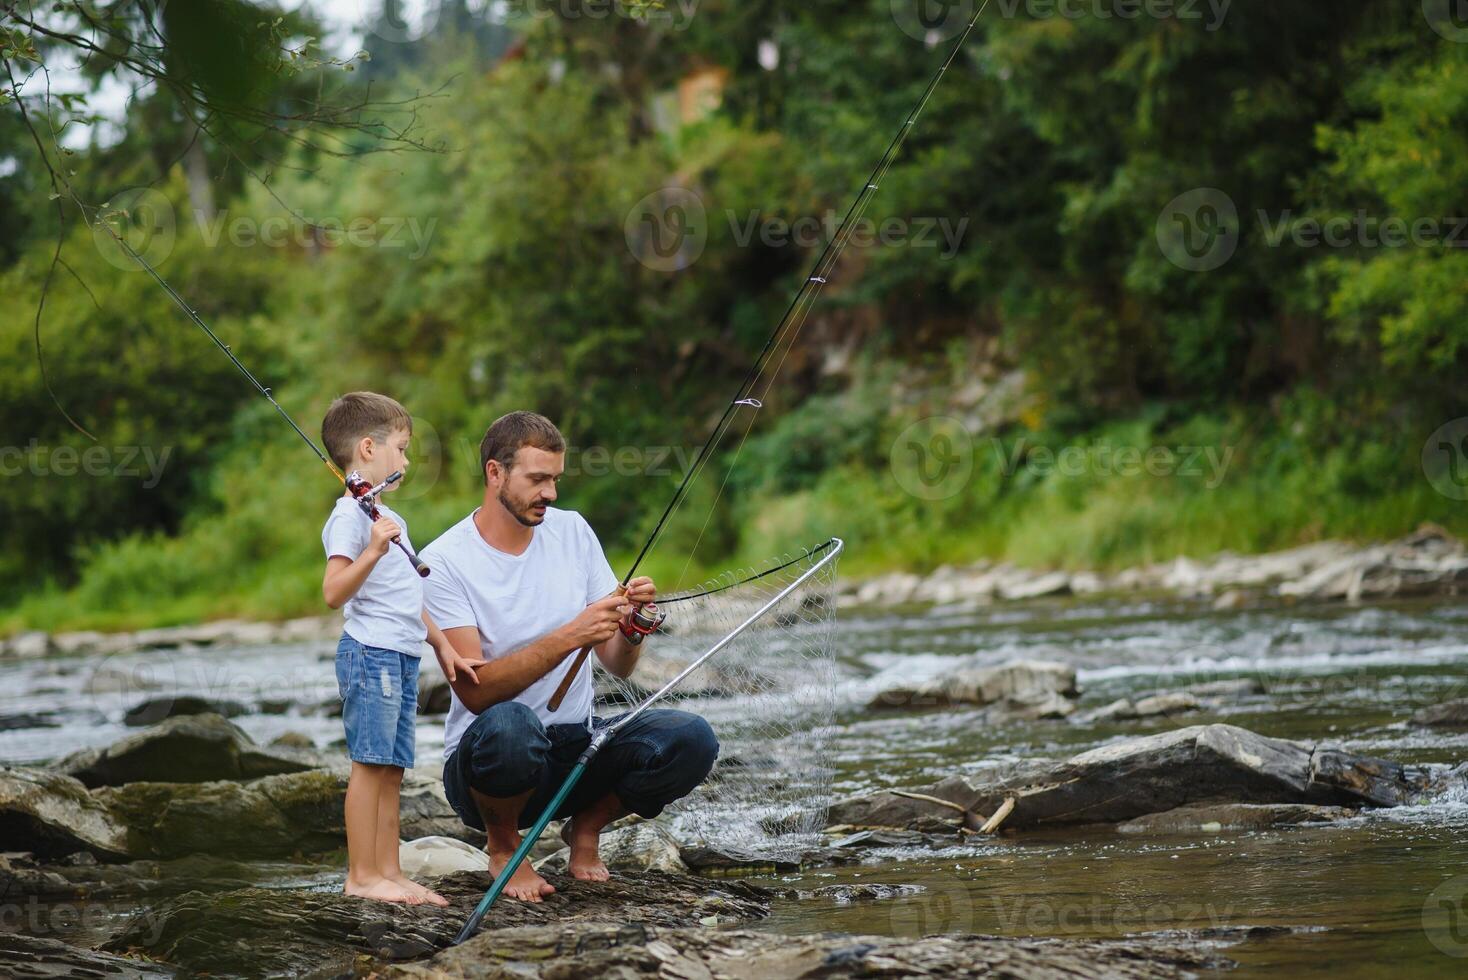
[368,517,402,556]
[435,644,485,684]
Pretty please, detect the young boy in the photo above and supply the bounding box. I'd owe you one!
[320,392,481,906]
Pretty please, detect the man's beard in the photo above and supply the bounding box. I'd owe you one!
[498,486,546,527]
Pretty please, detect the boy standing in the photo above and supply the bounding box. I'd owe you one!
[321,392,480,906]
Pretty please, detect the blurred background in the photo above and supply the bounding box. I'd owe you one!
[3,0,1467,632]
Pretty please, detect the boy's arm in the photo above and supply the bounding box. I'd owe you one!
[424,611,484,683]
[322,517,401,608]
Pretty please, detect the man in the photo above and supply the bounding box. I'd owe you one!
[422,411,718,903]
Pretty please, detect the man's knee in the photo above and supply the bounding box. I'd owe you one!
[677,715,719,784]
[467,701,548,793]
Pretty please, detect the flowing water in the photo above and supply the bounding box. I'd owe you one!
[2,594,1466,975]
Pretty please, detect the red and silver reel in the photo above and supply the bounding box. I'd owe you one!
[620,602,666,645]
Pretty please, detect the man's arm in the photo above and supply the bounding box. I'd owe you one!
[444,594,629,713]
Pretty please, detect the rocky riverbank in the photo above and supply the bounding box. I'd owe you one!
[6,525,1465,661]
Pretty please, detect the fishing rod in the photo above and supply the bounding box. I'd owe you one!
[95,218,430,576]
[545,2,989,712]
[453,537,844,945]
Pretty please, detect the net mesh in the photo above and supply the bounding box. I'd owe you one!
[595,539,843,861]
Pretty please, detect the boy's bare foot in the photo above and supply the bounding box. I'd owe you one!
[560,819,610,882]
[346,877,425,905]
[486,850,556,903]
[391,874,450,907]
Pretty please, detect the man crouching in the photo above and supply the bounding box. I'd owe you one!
[421,411,718,902]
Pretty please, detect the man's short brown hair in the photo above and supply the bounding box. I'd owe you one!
[480,411,565,482]
[321,392,413,470]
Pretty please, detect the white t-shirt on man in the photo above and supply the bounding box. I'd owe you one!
[421,506,620,760]
[321,495,427,656]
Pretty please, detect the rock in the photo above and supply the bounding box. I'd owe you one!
[827,774,983,831]
[400,836,489,877]
[391,922,1222,980]
[831,725,1435,832]
[1410,699,1468,730]
[988,690,1077,721]
[678,841,805,875]
[417,673,452,714]
[1084,692,1200,722]
[999,570,1072,600]
[869,659,1077,712]
[539,822,687,875]
[95,768,458,859]
[0,712,61,732]
[0,766,132,860]
[1117,803,1354,833]
[0,934,177,978]
[1212,589,1248,610]
[268,731,316,750]
[60,714,321,787]
[122,695,248,727]
[1188,677,1266,697]
[1278,527,1468,602]
[2,631,52,659]
[106,871,772,976]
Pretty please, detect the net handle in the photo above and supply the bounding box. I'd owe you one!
[607,538,844,737]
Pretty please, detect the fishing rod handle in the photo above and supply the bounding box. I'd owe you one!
[546,585,626,711]
[395,538,430,578]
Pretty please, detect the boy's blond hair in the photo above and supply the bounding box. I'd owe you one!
[321,392,413,471]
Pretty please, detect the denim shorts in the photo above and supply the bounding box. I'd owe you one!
[335,633,419,769]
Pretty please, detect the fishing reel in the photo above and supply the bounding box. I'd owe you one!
[619,601,666,646]
[345,470,430,578]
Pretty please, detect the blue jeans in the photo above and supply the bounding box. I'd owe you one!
[335,633,420,769]
[443,701,719,830]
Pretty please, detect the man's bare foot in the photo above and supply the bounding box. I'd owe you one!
[487,851,556,903]
[560,819,610,882]
[390,875,450,907]
[345,877,425,905]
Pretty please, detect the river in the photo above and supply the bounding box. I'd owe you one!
[2,594,1465,975]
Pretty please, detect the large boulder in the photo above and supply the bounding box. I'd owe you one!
[868,659,1078,714]
[122,695,248,727]
[831,725,1436,832]
[0,766,132,860]
[1116,803,1354,834]
[94,768,459,859]
[0,934,177,979]
[60,713,322,787]
[105,871,772,977]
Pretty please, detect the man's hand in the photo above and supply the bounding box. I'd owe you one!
[624,576,656,606]
[368,517,402,556]
[569,594,631,649]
